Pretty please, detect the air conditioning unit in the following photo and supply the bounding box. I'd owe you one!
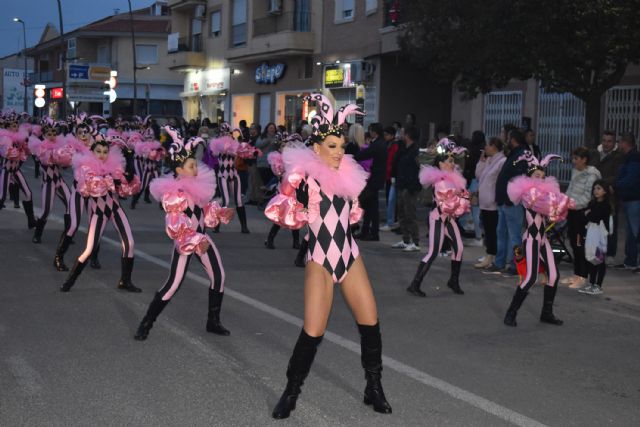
[269,0,282,15]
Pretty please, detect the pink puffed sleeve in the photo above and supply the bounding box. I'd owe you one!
[529,189,575,223]
[53,145,74,167]
[116,172,141,198]
[162,191,210,255]
[76,166,115,197]
[349,198,364,223]
[434,182,470,217]
[203,201,235,228]
[264,171,309,229]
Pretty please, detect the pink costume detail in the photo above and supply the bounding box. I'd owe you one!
[264,146,367,283]
[267,151,285,177]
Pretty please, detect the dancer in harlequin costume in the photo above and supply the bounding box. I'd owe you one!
[28,118,73,244]
[0,115,37,228]
[130,126,165,209]
[60,137,141,293]
[406,138,471,297]
[265,94,392,419]
[264,132,303,250]
[207,123,259,233]
[133,127,234,340]
[503,152,574,326]
[53,115,103,271]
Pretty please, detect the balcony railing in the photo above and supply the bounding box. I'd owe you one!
[253,11,311,37]
[171,35,203,53]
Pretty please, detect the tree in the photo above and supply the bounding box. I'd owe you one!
[399,0,640,146]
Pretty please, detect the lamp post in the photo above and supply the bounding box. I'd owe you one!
[56,0,66,118]
[127,0,138,117]
[13,18,28,114]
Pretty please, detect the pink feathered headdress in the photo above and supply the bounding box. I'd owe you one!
[419,165,467,190]
[515,150,562,174]
[164,125,203,166]
[436,137,467,156]
[209,134,239,156]
[304,93,364,142]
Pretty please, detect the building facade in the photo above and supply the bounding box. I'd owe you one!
[0,53,34,114]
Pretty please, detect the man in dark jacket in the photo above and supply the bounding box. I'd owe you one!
[390,127,421,251]
[615,133,640,272]
[485,130,528,276]
[355,122,388,241]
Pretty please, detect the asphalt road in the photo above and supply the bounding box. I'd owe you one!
[1,164,639,426]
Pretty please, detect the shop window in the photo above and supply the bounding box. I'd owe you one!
[136,44,158,64]
[335,0,355,23]
[210,11,221,37]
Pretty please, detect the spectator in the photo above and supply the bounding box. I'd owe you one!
[462,131,486,246]
[484,129,528,276]
[256,123,278,196]
[391,126,421,251]
[245,123,262,205]
[592,130,624,259]
[350,124,371,172]
[474,137,506,268]
[524,129,542,158]
[381,126,400,231]
[562,147,601,289]
[355,122,388,241]
[614,133,640,272]
[239,120,250,142]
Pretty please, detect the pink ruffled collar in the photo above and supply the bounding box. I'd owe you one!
[149,162,216,206]
[73,148,125,176]
[419,166,467,190]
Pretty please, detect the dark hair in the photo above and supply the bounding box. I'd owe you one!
[262,122,277,137]
[369,122,383,137]
[239,120,247,127]
[591,179,613,211]
[471,130,486,147]
[404,126,418,142]
[509,129,525,147]
[393,121,402,129]
[433,152,453,167]
[619,132,637,147]
[406,113,416,124]
[602,129,616,138]
[487,136,504,152]
[572,146,590,162]
[383,126,396,136]
[90,139,110,151]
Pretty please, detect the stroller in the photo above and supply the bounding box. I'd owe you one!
[545,220,573,264]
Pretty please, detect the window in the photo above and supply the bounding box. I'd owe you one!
[231,0,247,47]
[294,0,311,31]
[335,0,355,23]
[67,38,76,61]
[210,11,221,36]
[192,17,203,51]
[365,0,377,15]
[136,44,158,65]
[97,45,109,63]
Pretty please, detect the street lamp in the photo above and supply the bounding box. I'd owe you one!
[127,0,138,116]
[13,18,28,114]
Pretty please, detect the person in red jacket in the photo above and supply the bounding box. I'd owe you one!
[380,126,400,231]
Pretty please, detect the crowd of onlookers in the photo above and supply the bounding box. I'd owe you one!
[175,113,640,294]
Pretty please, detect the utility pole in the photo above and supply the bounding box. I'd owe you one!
[128,0,138,117]
[56,0,66,118]
[13,18,28,114]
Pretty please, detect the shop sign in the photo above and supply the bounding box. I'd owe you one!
[50,88,64,99]
[203,68,230,94]
[255,62,286,84]
[68,64,112,83]
[324,66,344,88]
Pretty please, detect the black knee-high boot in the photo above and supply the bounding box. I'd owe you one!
[540,285,563,325]
[32,218,46,243]
[272,329,323,419]
[10,183,19,208]
[134,292,170,340]
[130,191,141,209]
[62,213,71,233]
[117,257,142,292]
[503,286,528,327]
[447,260,464,295]
[60,260,88,292]
[22,200,37,229]
[206,290,230,335]
[358,322,392,414]
[265,224,279,249]
[237,206,250,233]
[54,233,73,271]
[144,186,151,203]
[292,229,300,249]
[90,245,101,269]
[294,239,308,268]
[407,261,430,297]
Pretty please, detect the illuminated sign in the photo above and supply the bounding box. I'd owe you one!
[324,66,344,88]
[51,87,64,99]
[255,62,286,84]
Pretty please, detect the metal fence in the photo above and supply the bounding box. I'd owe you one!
[483,91,522,138]
[536,89,585,183]
[605,86,640,142]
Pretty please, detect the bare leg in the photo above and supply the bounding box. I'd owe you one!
[303,261,334,337]
[339,257,378,325]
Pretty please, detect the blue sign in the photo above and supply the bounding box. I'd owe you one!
[255,62,286,84]
[68,64,89,80]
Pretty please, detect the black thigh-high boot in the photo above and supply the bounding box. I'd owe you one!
[32,218,46,244]
[206,290,230,335]
[292,229,300,249]
[144,185,151,203]
[54,233,73,271]
[60,260,88,292]
[22,200,37,229]
[503,286,528,327]
[33,157,40,178]
[90,245,101,269]
[272,329,323,419]
[134,292,170,340]
[265,224,279,249]
[237,206,250,233]
[447,260,464,295]
[117,257,142,292]
[294,239,308,268]
[358,322,392,414]
[407,261,430,297]
[10,183,19,208]
[540,285,563,325]
[62,213,71,234]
